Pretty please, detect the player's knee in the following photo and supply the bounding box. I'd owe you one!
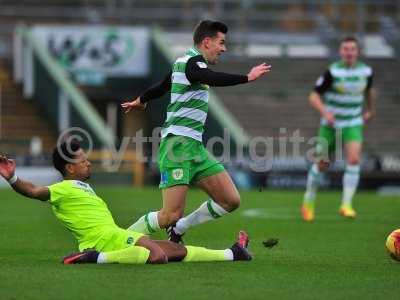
[177,247,187,260]
[226,193,241,211]
[317,159,330,172]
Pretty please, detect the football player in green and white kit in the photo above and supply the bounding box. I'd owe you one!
[122,20,270,242]
[301,36,376,221]
[0,141,252,264]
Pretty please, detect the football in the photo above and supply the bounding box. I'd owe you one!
[386,229,400,261]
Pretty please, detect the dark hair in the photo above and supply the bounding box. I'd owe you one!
[340,36,359,46]
[193,20,228,45]
[52,140,81,176]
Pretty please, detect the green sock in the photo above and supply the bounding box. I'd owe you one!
[183,246,233,262]
[98,246,150,264]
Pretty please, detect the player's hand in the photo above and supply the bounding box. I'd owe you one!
[317,159,330,171]
[0,156,16,180]
[121,97,147,114]
[247,63,271,81]
[363,110,374,123]
[322,111,335,126]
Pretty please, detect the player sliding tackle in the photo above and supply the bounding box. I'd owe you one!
[122,20,270,243]
[0,141,251,264]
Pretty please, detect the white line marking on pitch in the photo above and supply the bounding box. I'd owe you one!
[242,208,399,222]
[242,208,299,220]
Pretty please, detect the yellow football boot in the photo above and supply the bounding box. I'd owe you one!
[301,202,315,222]
[339,205,357,218]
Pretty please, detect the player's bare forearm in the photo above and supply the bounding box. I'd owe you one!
[11,179,50,201]
[309,91,335,126]
[362,88,376,123]
[121,97,147,114]
[0,155,49,201]
[309,91,326,115]
[365,88,376,115]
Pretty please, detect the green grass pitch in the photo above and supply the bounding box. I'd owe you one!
[0,187,399,299]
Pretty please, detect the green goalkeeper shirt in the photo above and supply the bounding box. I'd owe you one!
[48,180,119,251]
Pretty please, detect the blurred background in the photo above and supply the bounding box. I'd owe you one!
[0,0,399,191]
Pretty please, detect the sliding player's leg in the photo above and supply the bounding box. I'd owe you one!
[62,229,154,264]
[63,231,251,264]
[181,231,251,263]
[135,231,252,263]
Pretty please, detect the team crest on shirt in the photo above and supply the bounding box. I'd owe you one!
[127,237,134,244]
[172,168,184,180]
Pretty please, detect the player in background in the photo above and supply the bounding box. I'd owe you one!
[0,141,252,264]
[122,20,270,242]
[301,36,376,221]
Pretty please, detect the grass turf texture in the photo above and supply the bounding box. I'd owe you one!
[0,187,399,300]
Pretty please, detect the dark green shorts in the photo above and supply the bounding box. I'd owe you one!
[158,135,225,189]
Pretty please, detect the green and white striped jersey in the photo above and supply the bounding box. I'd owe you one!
[315,60,373,128]
[161,47,210,142]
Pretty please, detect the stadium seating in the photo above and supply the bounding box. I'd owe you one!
[0,0,399,159]
[0,58,57,154]
[213,57,400,155]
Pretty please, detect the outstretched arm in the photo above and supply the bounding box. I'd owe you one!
[0,156,50,201]
[121,71,172,114]
[140,71,172,103]
[185,56,270,86]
